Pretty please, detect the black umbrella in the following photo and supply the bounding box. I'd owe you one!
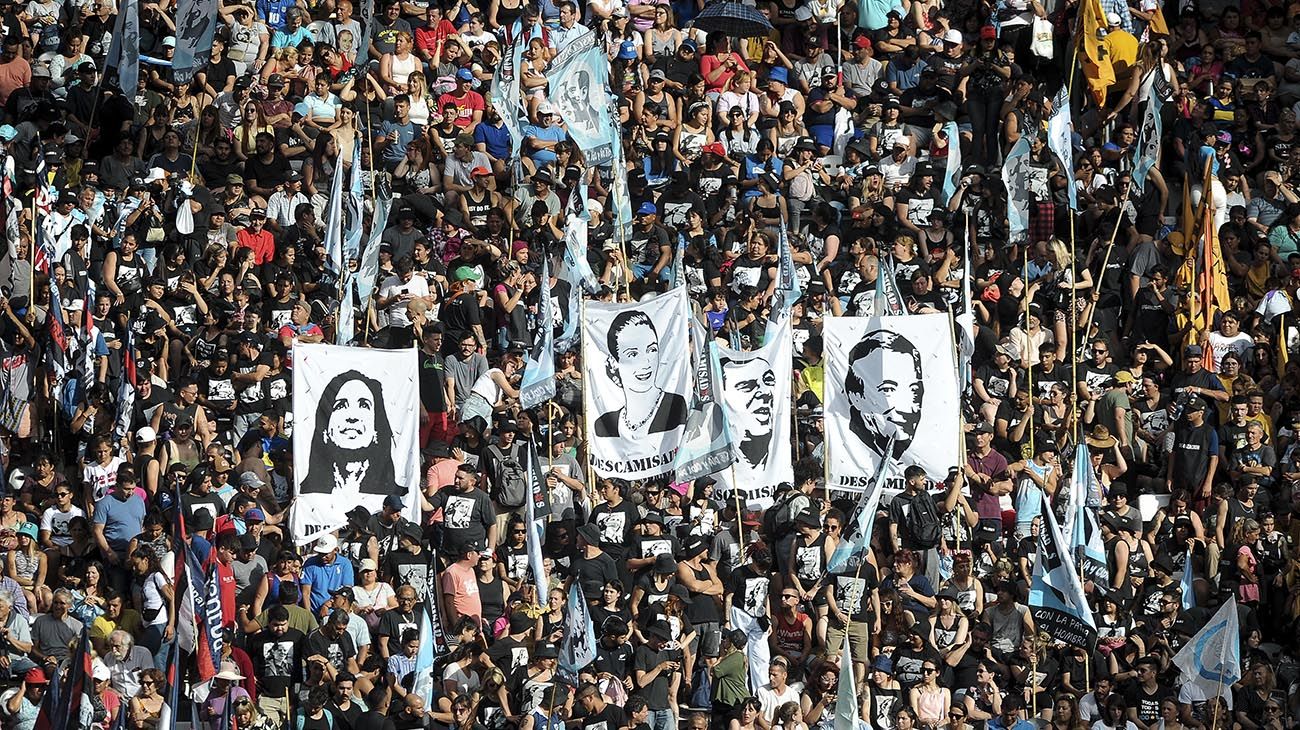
[692,1,774,38]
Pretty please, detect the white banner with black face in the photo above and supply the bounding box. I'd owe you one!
[716,326,793,508]
[291,344,422,545]
[825,314,960,491]
[583,288,692,479]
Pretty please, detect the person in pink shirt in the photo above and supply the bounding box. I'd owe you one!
[700,35,750,93]
[0,39,31,107]
[440,541,483,628]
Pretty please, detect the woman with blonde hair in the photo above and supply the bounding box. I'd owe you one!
[233,100,274,160]
[1232,518,1262,606]
[405,70,433,128]
[716,70,759,128]
[380,31,420,95]
[7,523,49,611]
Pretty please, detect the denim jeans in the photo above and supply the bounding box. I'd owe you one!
[648,708,675,730]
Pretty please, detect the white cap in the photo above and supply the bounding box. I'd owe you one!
[942,29,963,44]
[1105,11,1121,24]
[136,426,157,443]
[313,534,338,553]
[91,660,111,681]
[537,101,557,116]
[162,36,177,47]
[144,167,167,183]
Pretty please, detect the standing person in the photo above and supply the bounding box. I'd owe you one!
[633,622,681,730]
[91,475,146,576]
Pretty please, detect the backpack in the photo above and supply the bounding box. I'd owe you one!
[486,443,528,508]
[906,489,942,549]
[763,490,804,542]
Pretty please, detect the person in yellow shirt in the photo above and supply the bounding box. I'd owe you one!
[796,335,825,404]
[1104,13,1140,83]
[89,589,143,655]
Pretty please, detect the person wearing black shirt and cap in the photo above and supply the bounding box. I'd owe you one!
[575,523,620,605]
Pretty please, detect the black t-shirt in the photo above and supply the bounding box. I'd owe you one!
[1124,681,1174,726]
[418,350,447,413]
[244,154,293,190]
[354,710,398,730]
[247,627,305,696]
[441,293,483,347]
[429,487,495,554]
[234,351,273,415]
[385,550,432,602]
[579,703,629,730]
[304,627,358,668]
[589,501,640,561]
[592,638,634,680]
[488,635,532,674]
[632,644,672,709]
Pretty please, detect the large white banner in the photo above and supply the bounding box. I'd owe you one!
[291,344,421,545]
[583,288,691,479]
[825,314,959,490]
[716,326,793,507]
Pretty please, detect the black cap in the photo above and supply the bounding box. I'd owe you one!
[534,641,560,658]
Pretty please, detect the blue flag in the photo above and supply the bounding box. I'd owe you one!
[770,220,802,320]
[1002,136,1032,242]
[322,157,346,278]
[834,639,859,730]
[412,603,438,709]
[171,0,218,84]
[523,449,549,603]
[105,0,140,94]
[874,257,906,316]
[1172,597,1240,692]
[941,120,961,204]
[1047,87,1078,211]
[1180,546,1196,611]
[1069,446,1109,587]
[1028,493,1097,649]
[827,438,893,573]
[1132,92,1162,192]
[560,581,597,678]
[355,180,393,308]
[490,29,527,159]
[520,251,556,409]
[545,32,616,165]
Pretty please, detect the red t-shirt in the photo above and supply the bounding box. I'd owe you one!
[236,229,276,265]
[440,561,482,627]
[414,20,459,54]
[438,90,485,129]
[772,611,810,656]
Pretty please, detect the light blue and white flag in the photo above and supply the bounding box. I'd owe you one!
[941,120,961,204]
[1002,136,1032,242]
[554,219,592,353]
[343,144,365,261]
[336,278,356,346]
[1172,597,1241,693]
[1048,86,1078,211]
[520,251,556,409]
[1028,493,1097,649]
[323,161,346,277]
[1069,449,1110,587]
[171,0,219,84]
[1180,546,1196,611]
[559,581,597,678]
[826,437,893,573]
[490,32,527,160]
[834,639,859,730]
[545,32,615,165]
[875,257,906,315]
[1131,92,1162,192]
[353,0,375,69]
[105,0,140,93]
[355,181,393,308]
[674,315,735,482]
[523,452,549,602]
[770,219,802,321]
[411,603,437,709]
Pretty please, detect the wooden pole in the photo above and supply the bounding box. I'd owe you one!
[1025,245,1034,458]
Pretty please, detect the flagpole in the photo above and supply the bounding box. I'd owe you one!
[1079,183,1132,339]
[948,305,965,554]
[579,294,595,502]
[1024,245,1034,457]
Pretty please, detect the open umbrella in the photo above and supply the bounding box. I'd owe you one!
[692,1,774,37]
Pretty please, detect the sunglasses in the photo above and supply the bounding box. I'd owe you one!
[923,667,938,673]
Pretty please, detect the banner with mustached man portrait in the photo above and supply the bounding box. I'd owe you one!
[583,288,692,479]
[824,314,960,491]
[291,344,422,545]
[715,326,793,508]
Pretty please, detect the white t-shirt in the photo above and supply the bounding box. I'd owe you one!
[378,274,430,328]
[40,504,85,547]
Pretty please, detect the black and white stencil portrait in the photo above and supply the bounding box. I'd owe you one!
[716,325,793,507]
[584,288,691,479]
[291,344,421,545]
[825,314,959,488]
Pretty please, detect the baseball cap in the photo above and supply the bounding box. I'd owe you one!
[1184,344,1204,357]
[701,141,726,156]
[135,426,157,443]
[537,101,557,116]
[942,29,963,44]
[383,494,406,510]
[314,534,339,553]
[23,668,48,685]
[980,25,997,39]
[637,202,657,216]
[1105,11,1121,24]
[456,68,474,81]
[31,65,51,79]
[649,68,666,80]
[162,36,177,47]
[245,508,266,522]
[853,35,872,49]
[470,166,491,177]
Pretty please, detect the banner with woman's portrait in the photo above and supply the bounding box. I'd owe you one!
[824,314,960,491]
[583,288,692,479]
[715,325,794,508]
[291,344,422,545]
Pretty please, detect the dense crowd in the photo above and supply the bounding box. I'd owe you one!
[0,0,1295,728]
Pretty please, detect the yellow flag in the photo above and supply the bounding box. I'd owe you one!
[1079,0,1115,104]
[1149,3,1169,36]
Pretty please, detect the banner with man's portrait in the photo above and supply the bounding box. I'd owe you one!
[291,344,422,545]
[824,314,960,491]
[715,326,793,508]
[583,288,692,479]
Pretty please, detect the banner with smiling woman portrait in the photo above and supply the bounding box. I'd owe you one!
[824,314,960,491]
[583,288,692,479]
[291,344,422,545]
[715,325,793,508]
